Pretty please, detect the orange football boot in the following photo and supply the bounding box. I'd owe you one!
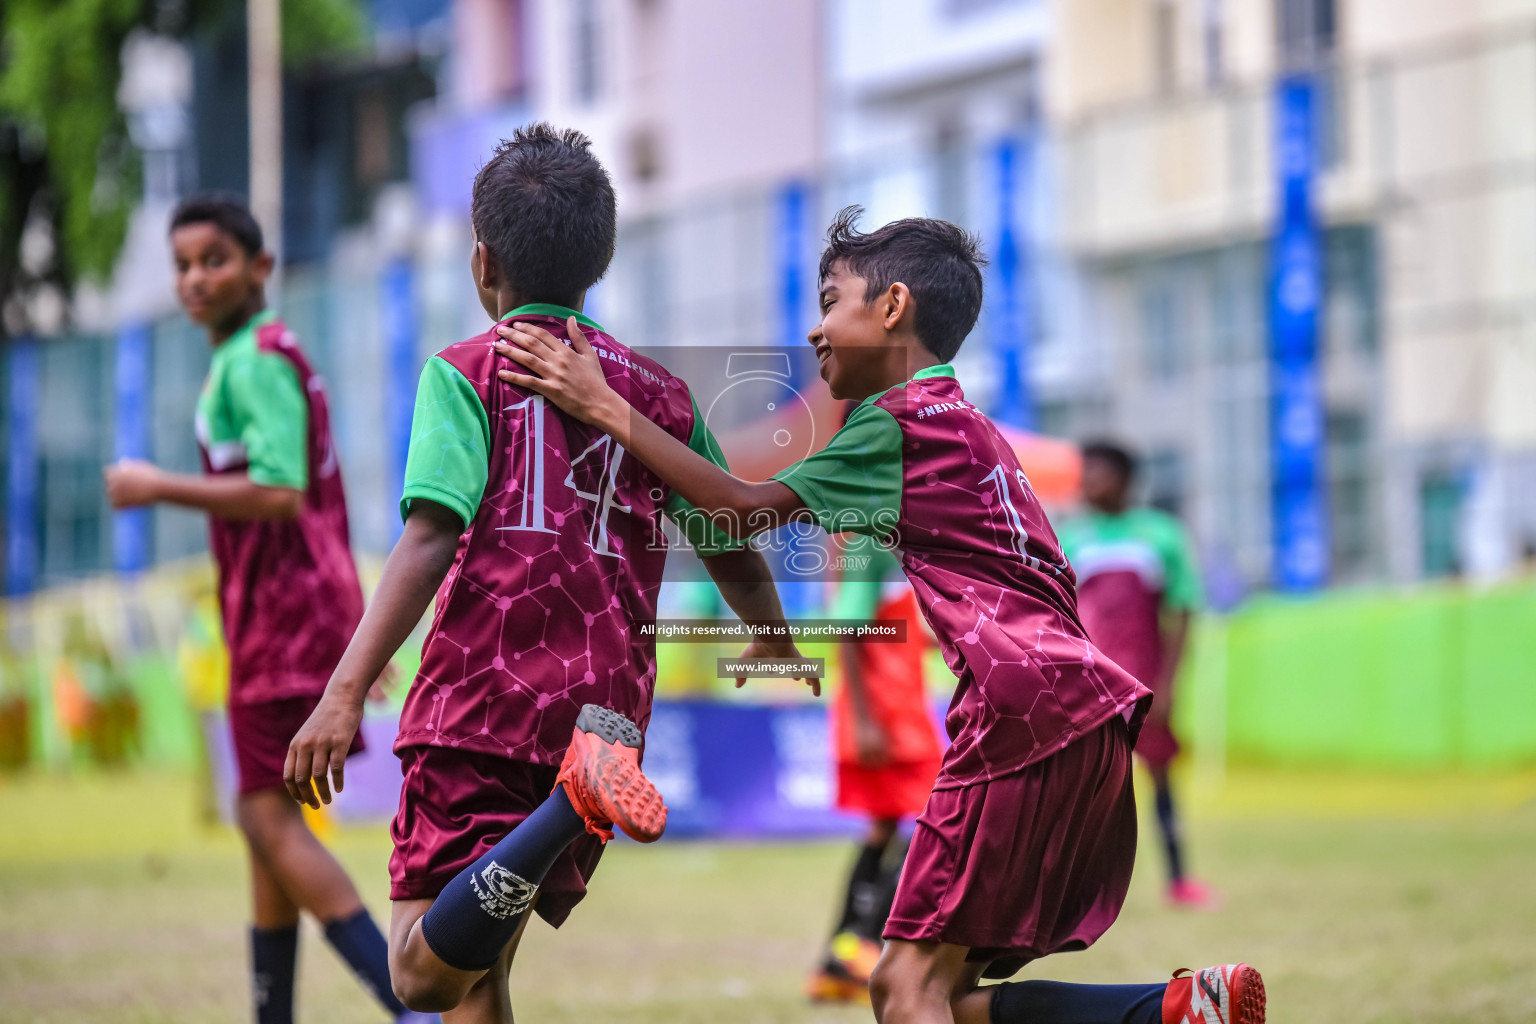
[556,705,668,843]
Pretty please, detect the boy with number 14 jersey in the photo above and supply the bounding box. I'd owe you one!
[285,125,802,1022]
[388,302,738,909]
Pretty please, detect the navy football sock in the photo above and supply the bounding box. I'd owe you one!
[419,784,588,971]
[1154,777,1186,883]
[324,908,407,1016]
[834,837,891,937]
[251,924,298,1024]
[860,835,909,941]
[990,980,1165,1024]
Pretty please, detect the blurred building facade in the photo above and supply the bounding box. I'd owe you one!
[1046,0,1536,586]
[6,0,1536,597]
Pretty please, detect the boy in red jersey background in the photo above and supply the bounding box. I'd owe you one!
[1058,440,1218,910]
[808,538,943,1002]
[104,195,417,1024]
[491,207,1265,1024]
[285,124,805,1023]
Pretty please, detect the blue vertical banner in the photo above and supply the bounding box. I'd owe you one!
[113,322,153,574]
[989,134,1037,430]
[776,180,810,353]
[1269,76,1329,591]
[774,180,819,614]
[4,338,40,596]
[383,257,419,545]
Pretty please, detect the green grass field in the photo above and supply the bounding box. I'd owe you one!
[2,769,1535,1023]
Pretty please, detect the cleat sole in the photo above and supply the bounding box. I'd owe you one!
[564,705,667,843]
[577,704,643,749]
[1230,964,1266,1024]
[589,753,667,842]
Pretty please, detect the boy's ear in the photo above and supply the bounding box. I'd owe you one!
[883,282,912,331]
[474,240,497,291]
[250,249,275,286]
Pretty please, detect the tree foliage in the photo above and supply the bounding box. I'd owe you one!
[0,0,366,333]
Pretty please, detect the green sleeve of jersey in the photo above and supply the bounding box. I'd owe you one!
[662,393,747,554]
[829,540,899,622]
[224,348,309,490]
[1159,515,1204,611]
[399,356,490,529]
[771,402,904,539]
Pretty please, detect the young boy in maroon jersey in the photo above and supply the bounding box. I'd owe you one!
[1058,441,1219,910]
[490,208,1267,1024]
[284,124,803,1023]
[104,194,419,1024]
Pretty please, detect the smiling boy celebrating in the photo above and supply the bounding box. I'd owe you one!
[492,208,1266,1024]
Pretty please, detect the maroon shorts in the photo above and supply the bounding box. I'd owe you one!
[389,746,605,928]
[884,717,1137,979]
[837,758,942,821]
[228,694,366,796]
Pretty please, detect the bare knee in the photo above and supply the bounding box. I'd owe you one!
[870,942,977,1024]
[236,792,298,860]
[870,959,898,1021]
[389,952,467,1014]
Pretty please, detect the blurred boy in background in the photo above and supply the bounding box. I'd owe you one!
[1057,440,1218,909]
[808,536,943,1002]
[104,194,418,1024]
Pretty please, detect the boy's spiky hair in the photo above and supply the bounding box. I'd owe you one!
[818,206,987,362]
[169,192,264,255]
[471,122,617,305]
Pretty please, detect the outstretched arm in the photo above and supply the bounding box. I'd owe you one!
[285,500,463,807]
[493,318,807,539]
[105,460,303,520]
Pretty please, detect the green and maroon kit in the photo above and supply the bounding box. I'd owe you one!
[387,306,733,919]
[1056,508,1203,767]
[774,366,1149,974]
[196,311,366,793]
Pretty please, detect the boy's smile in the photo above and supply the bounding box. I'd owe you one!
[811,261,932,401]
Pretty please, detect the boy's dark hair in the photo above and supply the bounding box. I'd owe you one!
[471,122,617,304]
[818,206,986,363]
[1081,439,1138,483]
[169,192,264,255]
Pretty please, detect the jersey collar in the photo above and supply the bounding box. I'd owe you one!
[501,303,606,333]
[855,362,959,407]
[214,308,278,357]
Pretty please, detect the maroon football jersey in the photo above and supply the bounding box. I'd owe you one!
[197,315,364,706]
[395,311,716,765]
[879,374,1150,786]
[775,367,1151,789]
